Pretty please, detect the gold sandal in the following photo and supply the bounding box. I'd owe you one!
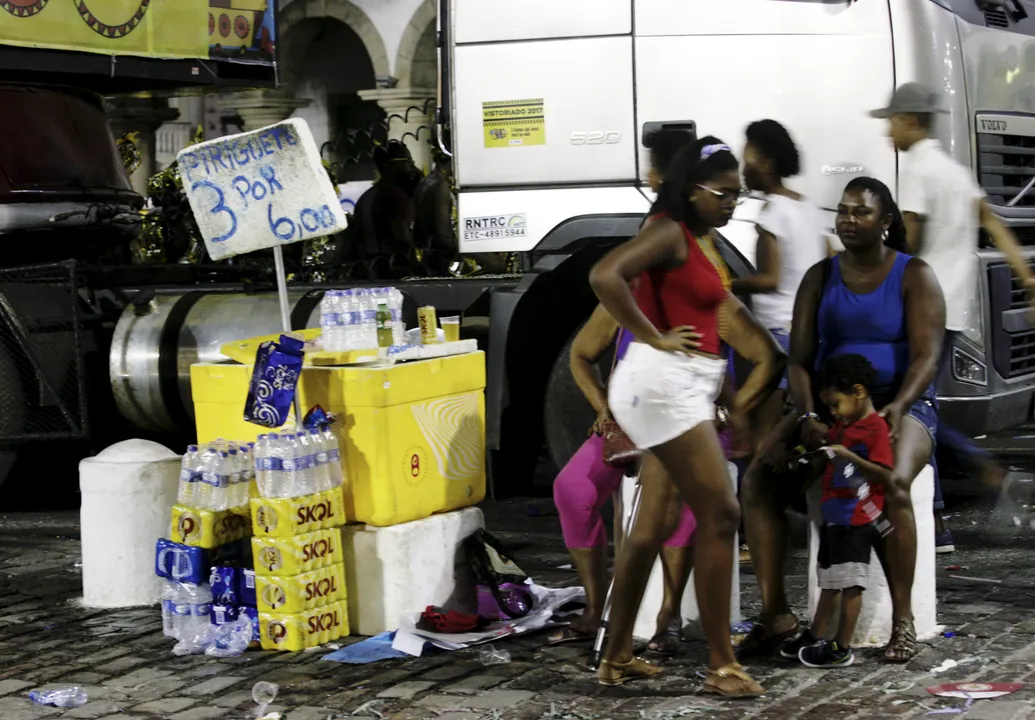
[597,656,663,686]
[701,663,765,699]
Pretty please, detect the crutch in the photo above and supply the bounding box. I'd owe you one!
[589,469,643,670]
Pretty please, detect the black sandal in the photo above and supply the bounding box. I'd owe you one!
[884,618,918,663]
[736,618,799,660]
[647,618,682,656]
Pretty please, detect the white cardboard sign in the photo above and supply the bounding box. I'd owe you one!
[178,118,347,261]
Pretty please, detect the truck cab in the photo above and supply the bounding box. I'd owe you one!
[445,0,1035,474]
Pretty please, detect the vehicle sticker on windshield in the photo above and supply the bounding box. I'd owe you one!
[463,213,527,242]
[483,98,545,148]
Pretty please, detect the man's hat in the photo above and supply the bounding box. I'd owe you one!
[869,82,948,118]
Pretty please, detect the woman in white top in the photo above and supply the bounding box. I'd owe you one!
[733,119,830,441]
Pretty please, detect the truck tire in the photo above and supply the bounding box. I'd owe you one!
[543,324,615,471]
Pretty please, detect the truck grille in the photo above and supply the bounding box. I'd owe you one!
[977,132,1035,208]
[988,261,1035,378]
[984,8,1010,28]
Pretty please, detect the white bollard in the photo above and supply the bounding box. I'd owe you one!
[342,507,484,635]
[619,462,740,641]
[805,464,939,646]
[79,440,181,608]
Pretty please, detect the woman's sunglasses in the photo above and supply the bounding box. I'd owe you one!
[696,184,747,205]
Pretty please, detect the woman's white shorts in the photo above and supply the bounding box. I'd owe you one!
[608,342,726,450]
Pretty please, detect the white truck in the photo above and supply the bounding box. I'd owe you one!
[442,0,1035,489]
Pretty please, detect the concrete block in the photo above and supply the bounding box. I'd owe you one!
[342,507,484,635]
[79,440,181,608]
[178,118,347,261]
[806,464,939,647]
[619,462,741,641]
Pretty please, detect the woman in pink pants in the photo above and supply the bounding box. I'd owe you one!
[549,303,735,654]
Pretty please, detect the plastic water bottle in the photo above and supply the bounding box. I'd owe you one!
[254,434,270,497]
[294,432,316,497]
[266,433,285,498]
[190,584,214,640]
[389,287,406,346]
[322,426,343,488]
[161,580,177,638]
[341,289,359,351]
[171,583,192,639]
[239,443,255,507]
[29,687,88,708]
[356,288,377,349]
[309,429,332,492]
[320,290,340,352]
[178,446,199,506]
[226,448,242,509]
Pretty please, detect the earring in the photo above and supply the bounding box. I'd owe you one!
[882,228,889,241]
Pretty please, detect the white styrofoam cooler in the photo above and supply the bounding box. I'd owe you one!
[619,462,740,641]
[806,464,939,646]
[79,440,181,608]
[342,507,484,636]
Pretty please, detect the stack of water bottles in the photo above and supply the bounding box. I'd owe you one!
[320,287,405,352]
[178,439,256,511]
[252,427,342,498]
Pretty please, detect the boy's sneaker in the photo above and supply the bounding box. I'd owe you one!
[779,630,820,660]
[936,530,956,554]
[799,640,855,668]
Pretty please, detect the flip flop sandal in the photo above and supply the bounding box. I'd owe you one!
[735,621,798,660]
[546,625,595,647]
[597,656,663,686]
[701,663,765,699]
[884,618,918,663]
[647,618,682,656]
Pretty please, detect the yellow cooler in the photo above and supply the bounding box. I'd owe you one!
[191,352,486,527]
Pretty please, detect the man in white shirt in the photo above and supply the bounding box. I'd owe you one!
[871,83,1035,552]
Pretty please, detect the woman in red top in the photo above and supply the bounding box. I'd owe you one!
[590,136,785,696]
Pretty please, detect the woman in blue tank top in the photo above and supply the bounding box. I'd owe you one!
[740,177,946,664]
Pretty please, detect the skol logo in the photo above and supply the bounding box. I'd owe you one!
[260,547,282,572]
[255,505,278,533]
[304,575,338,602]
[177,512,200,543]
[262,584,287,610]
[301,537,333,562]
[267,620,288,645]
[297,499,334,525]
[307,608,341,635]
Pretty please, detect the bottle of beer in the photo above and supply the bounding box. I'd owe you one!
[376,302,393,348]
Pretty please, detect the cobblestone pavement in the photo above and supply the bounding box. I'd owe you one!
[3,483,1035,720]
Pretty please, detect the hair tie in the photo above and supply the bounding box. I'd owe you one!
[700,143,732,161]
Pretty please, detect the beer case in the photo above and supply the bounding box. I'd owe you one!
[249,488,344,539]
[252,528,343,577]
[259,599,350,651]
[255,562,346,615]
[170,505,252,549]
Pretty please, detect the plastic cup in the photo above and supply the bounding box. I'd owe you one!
[441,316,460,343]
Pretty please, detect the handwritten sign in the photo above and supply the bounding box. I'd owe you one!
[178,118,347,261]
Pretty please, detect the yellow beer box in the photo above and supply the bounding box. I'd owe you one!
[255,562,346,614]
[252,528,343,577]
[170,505,252,549]
[250,488,344,539]
[259,599,350,652]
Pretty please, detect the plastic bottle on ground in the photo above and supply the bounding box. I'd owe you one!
[28,686,88,708]
[160,580,177,638]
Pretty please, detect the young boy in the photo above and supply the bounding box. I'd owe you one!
[780,354,894,668]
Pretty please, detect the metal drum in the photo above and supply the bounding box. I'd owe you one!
[109,291,323,434]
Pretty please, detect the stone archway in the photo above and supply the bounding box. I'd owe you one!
[394,0,437,89]
[278,0,390,80]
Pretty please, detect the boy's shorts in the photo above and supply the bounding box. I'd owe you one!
[817,524,879,591]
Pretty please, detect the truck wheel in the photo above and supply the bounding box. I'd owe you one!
[543,326,612,471]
